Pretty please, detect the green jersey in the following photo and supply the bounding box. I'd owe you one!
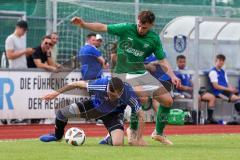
[107,23,165,74]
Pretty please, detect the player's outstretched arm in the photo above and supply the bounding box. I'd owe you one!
[41,81,88,101]
[71,16,107,32]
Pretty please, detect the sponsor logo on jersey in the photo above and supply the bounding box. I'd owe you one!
[144,43,149,48]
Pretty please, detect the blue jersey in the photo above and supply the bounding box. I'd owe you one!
[174,70,192,93]
[78,44,103,80]
[175,70,192,87]
[87,77,141,114]
[144,54,170,81]
[209,67,228,96]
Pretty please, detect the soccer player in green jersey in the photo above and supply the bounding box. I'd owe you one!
[71,10,181,145]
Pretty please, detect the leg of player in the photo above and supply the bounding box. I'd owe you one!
[111,129,124,146]
[39,103,80,142]
[151,87,173,145]
[201,92,217,124]
[99,112,126,146]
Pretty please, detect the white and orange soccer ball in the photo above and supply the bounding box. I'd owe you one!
[64,127,86,146]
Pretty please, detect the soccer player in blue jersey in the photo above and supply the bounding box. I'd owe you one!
[39,77,145,146]
[78,33,108,80]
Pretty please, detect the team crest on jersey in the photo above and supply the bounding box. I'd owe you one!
[174,35,187,53]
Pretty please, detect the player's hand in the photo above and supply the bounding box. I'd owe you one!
[41,91,59,101]
[228,86,238,94]
[25,48,35,56]
[71,16,85,27]
[129,138,148,146]
[171,76,181,88]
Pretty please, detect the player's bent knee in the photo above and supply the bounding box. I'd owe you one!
[162,97,173,107]
[110,129,124,146]
[112,140,124,146]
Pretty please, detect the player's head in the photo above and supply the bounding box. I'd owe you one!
[108,77,124,101]
[95,34,103,48]
[176,55,186,69]
[137,10,155,36]
[15,20,28,36]
[86,33,97,46]
[215,54,226,69]
[41,35,53,52]
[50,32,59,45]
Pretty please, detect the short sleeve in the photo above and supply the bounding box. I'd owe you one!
[93,48,101,57]
[107,23,129,36]
[153,37,166,60]
[126,85,141,113]
[5,36,14,51]
[209,70,218,83]
[32,49,41,59]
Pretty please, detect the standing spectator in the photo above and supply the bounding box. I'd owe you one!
[27,35,60,71]
[78,33,107,80]
[209,54,240,116]
[49,32,59,62]
[4,20,33,124]
[175,55,217,124]
[5,20,33,69]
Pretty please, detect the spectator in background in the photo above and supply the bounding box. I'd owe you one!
[5,20,34,69]
[175,55,217,124]
[78,33,108,80]
[4,20,34,124]
[95,34,103,48]
[27,35,60,72]
[49,32,59,62]
[209,54,240,116]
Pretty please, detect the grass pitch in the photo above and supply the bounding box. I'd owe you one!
[0,134,240,160]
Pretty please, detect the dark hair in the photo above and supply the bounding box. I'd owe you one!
[138,10,155,24]
[176,55,186,61]
[109,77,124,93]
[216,54,226,61]
[16,20,28,30]
[41,35,52,41]
[87,33,96,39]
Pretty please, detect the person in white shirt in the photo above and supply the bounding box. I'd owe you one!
[209,54,240,116]
[5,20,34,69]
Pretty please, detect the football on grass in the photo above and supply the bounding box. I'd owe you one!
[64,127,86,146]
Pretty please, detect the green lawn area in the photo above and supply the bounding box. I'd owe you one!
[0,134,240,160]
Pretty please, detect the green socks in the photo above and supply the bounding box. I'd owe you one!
[156,105,170,135]
[130,111,139,130]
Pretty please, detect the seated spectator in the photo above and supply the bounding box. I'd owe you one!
[175,55,217,124]
[27,35,60,71]
[209,54,240,116]
[5,20,34,69]
[78,33,108,80]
